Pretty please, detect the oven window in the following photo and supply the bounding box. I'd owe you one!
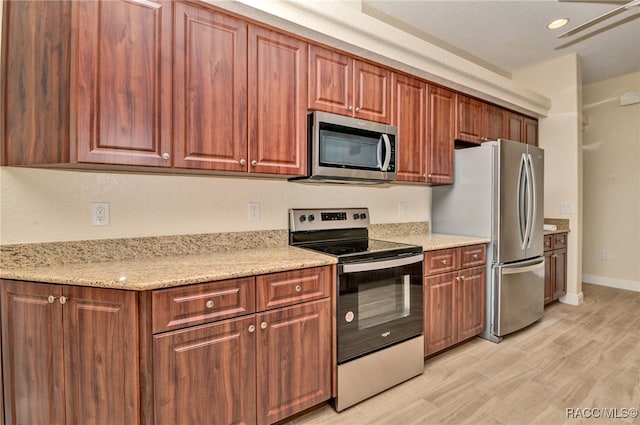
[358,275,410,330]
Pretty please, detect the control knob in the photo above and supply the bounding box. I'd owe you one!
[308,214,315,222]
[353,213,360,220]
[299,215,306,222]
[361,213,367,219]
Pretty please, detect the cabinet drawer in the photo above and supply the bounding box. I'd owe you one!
[553,233,567,249]
[460,244,486,268]
[543,235,553,251]
[424,248,458,275]
[256,266,331,311]
[152,277,256,333]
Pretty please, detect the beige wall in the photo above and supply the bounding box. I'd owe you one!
[582,72,640,291]
[513,54,584,305]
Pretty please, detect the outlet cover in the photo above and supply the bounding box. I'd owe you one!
[91,202,110,226]
[248,202,260,221]
[559,203,573,214]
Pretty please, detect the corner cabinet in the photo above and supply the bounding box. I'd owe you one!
[423,245,486,356]
[544,233,567,304]
[308,44,391,124]
[1,281,140,425]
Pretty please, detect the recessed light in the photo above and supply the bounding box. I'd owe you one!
[547,18,569,30]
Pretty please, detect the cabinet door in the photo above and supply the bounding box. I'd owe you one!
[504,111,524,143]
[1,281,65,425]
[553,248,567,300]
[153,315,257,425]
[457,267,485,342]
[173,2,248,171]
[393,73,427,182]
[524,117,538,146]
[455,95,483,144]
[484,104,506,141]
[426,86,455,184]
[249,26,308,176]
[424,272,456,355]
[353,60,391,123]
[544,250,554,305]
[308,44,352,115]
[63,286,140,425]
[74,0,172,166]
[257,299,331,425]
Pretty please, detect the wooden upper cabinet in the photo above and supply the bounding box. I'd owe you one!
[484,103,507,141]
[426,86,456,184]
[249,26,308,176]
[309,44,391,123]
[524,117,539,146]
[455,95,484,145]
[504,111,524,143]
[74,0,173,166]
[393,73,427,183]
[173,2,248,171]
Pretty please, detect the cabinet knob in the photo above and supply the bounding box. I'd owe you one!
[251,160,258,167]
[428,174,433,178]
[355,107,360,112]
[472,254,479,260]
[552,254,557,258]
[260,321,268,330]
[162,153,170,161]
[295,284,302,293]
[59,296,68,305]
[248,325,256,333]
[441,259,448,265]
[348,105,353,111]
[205,300,214,309]
[240,159,246,166]
[48,295,56,304]
[460,275,465,280]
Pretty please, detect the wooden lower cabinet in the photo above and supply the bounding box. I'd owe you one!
[544,233,567,304]
[0,280,140,425]
[153,298,331,425]
[424,245,486,356]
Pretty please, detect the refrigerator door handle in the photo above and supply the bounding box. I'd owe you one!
[526,153,537,249]
[517,153,527,250]
[501,257,545,274]
[522,153,533,251]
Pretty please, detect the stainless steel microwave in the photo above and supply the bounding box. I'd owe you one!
[292,111,398,184]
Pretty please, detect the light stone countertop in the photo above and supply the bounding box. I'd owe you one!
[0,246,337,291]
[380,233,490,251]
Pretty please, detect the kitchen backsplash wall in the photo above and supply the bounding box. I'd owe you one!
[0,167,431,244]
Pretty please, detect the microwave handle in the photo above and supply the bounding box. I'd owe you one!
[380,134,392,171]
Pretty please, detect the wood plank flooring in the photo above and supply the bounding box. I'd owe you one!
[286,284,640,425]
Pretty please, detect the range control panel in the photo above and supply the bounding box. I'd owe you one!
[289,208,370,232]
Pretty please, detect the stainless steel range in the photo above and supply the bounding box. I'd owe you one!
[289,208,424,411]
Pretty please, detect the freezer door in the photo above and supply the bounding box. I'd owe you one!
[494,257,544,337]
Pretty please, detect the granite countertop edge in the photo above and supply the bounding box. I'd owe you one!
[1,232,489,291]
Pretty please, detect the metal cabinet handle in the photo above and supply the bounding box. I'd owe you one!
[295,285,302,293]
[162,153,170,161]
[240,159,246,166]
[205,300,214,309]
[472,254,479,260]
[441,259,448,265]
[248,325,256,333]
[251,160,258,167]
[427,174,433,178]
[260,321,268,330]
[460,275,465,280]
[59,296,68,305]
[48,295,56,304]
[355,107,360,112]
[348,105,353,111]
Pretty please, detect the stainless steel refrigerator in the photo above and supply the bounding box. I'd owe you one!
[432,139,544,343]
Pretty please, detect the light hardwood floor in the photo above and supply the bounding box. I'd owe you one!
[287,284,640,425]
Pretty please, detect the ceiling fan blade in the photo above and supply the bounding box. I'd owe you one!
[557,0,640,37]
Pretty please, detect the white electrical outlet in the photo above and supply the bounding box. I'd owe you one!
[559,203,573,214]
[399,202,406,217]
[248,202,260,221]
[91,202,110,226]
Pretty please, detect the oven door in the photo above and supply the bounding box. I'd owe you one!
[337,253,424,364]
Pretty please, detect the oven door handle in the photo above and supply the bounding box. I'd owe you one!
[340,253,424,274]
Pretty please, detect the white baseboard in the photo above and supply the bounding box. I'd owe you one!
[582,274,640,292]
[559,292,584,306]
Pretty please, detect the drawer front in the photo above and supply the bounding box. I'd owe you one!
[553,233,567,249]
[152,277,256,333]
[424,248,458,275]
[460,244,486,268]
[256,266,331,311]
[543,235,553,251]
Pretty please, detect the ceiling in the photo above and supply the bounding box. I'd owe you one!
[362,0,640,85]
